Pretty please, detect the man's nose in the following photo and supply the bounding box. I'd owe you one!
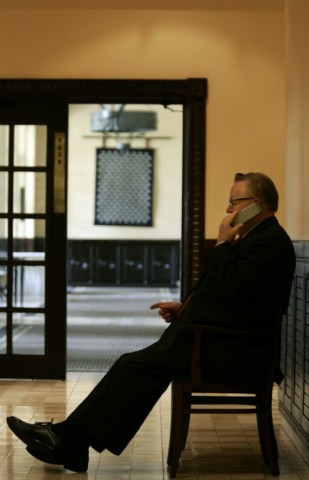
[226,204,233,214]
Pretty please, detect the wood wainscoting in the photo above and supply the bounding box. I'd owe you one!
[68,240,180,288]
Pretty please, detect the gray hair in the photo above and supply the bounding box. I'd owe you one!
[234,172,279,212]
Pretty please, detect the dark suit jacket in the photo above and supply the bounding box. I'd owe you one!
[156,216,296,381]
[180,216,295,328]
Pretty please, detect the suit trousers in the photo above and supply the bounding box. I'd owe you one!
[67,322,194,455]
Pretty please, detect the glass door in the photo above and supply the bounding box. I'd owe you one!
[0,104,67,379]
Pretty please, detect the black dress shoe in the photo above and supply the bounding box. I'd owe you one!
[7,416,89,472]
[7,416,64,465]
[26,443,89,472]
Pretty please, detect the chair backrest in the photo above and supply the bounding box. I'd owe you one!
[279,275,293,315]
[269,275,294,384]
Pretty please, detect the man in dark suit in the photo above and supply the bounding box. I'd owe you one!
[7,172,296,473]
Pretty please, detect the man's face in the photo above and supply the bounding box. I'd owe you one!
[226,180,255,214]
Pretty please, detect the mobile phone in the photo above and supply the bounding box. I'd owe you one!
[232,202,262,225]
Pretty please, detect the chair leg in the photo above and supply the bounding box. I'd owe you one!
[180,400,191,451]
[256,392,280,476]
[167,383,190,478]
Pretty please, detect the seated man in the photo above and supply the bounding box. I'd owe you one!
[7,172,296,473]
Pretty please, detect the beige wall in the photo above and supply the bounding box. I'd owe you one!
[0,0,286,238]
[285,0,309,239]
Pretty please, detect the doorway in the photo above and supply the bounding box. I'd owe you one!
[66,103,183,371]
[0,78,207,379]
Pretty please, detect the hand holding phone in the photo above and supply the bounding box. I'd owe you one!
[232,202,262,226]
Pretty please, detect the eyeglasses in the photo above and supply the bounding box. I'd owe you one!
[228,197,254,207]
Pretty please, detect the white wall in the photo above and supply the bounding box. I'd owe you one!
[68,104,183,239]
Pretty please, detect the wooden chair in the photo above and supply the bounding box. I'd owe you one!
[167,280,292,478]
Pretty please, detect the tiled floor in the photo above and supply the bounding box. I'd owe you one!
[0,373,308,480]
